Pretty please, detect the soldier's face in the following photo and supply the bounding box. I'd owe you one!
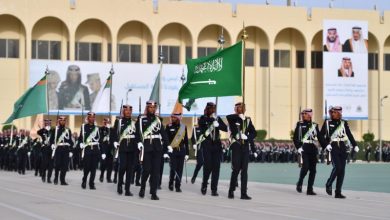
[302,113,311,121]
[147,105,156,115]
[87,115,95,124]
[171,116,179,124]
[206,106,215,115]
[123,108,132,118]
[330,111,341,120]
[236,105,245,114]
[59,118,66,126]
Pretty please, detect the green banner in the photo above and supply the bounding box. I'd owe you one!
[179,41,243,102]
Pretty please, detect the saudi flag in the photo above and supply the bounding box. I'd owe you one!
[179,41,243,102]
[4,75,47,124]
[92,75,112,113]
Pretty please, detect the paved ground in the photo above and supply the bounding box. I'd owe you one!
[0,163,389,220]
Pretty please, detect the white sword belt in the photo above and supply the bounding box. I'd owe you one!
[144,134,162,140]
[302,140,315,144]
[85,142,99,146]
[57,143,70,146]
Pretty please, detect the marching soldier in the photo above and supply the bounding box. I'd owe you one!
[226,102,257,200]
[198,102,227,196]
[191,118,203,184]
[50,116,74,185]
[31,135,42,176]
[16,129,29,175]
[99,118,114,183]
[112,105,138,196]
[79,112,101,190]
[135,100,169,200]
[38,119,54,183]
[320,106,359,198]
[293,109,326,195]
[165,113,189,192]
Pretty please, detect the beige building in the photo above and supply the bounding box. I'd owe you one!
[1,0,390,140]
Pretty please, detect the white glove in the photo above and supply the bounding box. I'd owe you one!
[241,133,248,140]
[167,145,173,153]
[69,152,73,158]
[137,142,144,151]
[354,146,359,153]
[192,144,197,150]
[80,143,85,149]
[114,142,119,149]
[18,145,22,149]
[298,147,304,154]
[223,149,226,153]
[102,154,106,160]
[326,144,332,151]
[185,155,189,161]
[254,152,258,158]
[51,144,55,150]
[163,153,170,159]
[27,152,31,156]
[213,120,219,128]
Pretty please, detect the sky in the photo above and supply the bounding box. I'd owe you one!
[186,0,390,12]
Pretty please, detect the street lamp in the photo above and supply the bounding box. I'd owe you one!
[379,95,388,161]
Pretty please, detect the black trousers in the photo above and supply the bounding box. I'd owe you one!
[100,155,113,181]
[141,150,162,195]
[229,142,249,195]
[41,151,54,181]
[169,154,185,189]
[17,150,27,174]
[326,143,347,194]
[82,152,100,187]
[34,152,42,175]
[202,146,221,192]
[192,148,204,180]
[297,145,318,191]
[54,147,69,184]
[159,155,165,187]
[118,151,136,192]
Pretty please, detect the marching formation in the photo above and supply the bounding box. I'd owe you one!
[0,101,360,200]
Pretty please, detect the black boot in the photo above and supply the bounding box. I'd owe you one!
[151,194,159,200]
[175,188,182,193]
[307,189,317,195]
[99,175,103,183]
[117,185,123,195]
[335,193,346,199]
[228,191,234,199]
[296,184,302,193]
[125,191,133,196]
[326,184,332,196]
[191,177,196,184]
[81,181,86,189]
[168,183,174,191]
[240,194,252,200]
[139,188,145,198]
[211,191,219,197]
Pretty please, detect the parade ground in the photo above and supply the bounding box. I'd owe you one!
[0,162,389,220]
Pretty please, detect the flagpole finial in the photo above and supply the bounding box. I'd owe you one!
[45,65,50,76]
[180,68,186,82]
[109,64,115,75]
[241,22,248,40]
[159,51,165,63]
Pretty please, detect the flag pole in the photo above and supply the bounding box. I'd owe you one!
[158,46,164,115]
[109,64,114,119]
[241,22,248,105]
[45,66,50,119]
[215,26,225,115]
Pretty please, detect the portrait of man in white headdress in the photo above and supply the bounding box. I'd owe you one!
[342,26,368,53]
[338,57,354,77]
[324,28,342,52]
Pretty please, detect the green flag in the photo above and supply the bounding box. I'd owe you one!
[179,41,243,102]
[4,75,47,124]
[149,64,161,103]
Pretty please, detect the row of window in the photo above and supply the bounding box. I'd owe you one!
[0,38,387,70]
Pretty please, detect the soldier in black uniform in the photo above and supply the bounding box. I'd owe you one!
[112,105,138,196]
[293,109,326,195]
[226,102,257,200]
[199,102,228,196]
[50,116,74,185]
[99,118,114,183]
[79,112,101,190]
[16,129,29,175]
[165,113,189,192]
[191,118,203,184]
[136,100,169,200]
[320,106,359,198]
[38,119,54,183]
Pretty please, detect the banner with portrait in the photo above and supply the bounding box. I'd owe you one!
[29,60,234,116]
[323,20,368,119]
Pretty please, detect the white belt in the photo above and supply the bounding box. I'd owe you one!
[331,138,346,142]
[57,143,70,146]
[303,140,314,144]
[144,134,161,140]
[122,135,136,139]
[85,142,99,146]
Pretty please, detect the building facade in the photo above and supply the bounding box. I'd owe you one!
[1,0,390,140]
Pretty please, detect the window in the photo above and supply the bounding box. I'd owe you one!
[147,45,153,63]
[311,51,323,69]
[260,49,269,67]
[296,50,305,68]
[0,39,19,58]
[158,45,180,64]
[130,44,141,62]
[197,47,217,58]
[32,40,61,60]
[75,42,102,61]
[245,49,254,67]
[274,50,290,68]
[107,43,112,62]
[385,54,390,71]
[368,53,378,70]
[186,46,192,60]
